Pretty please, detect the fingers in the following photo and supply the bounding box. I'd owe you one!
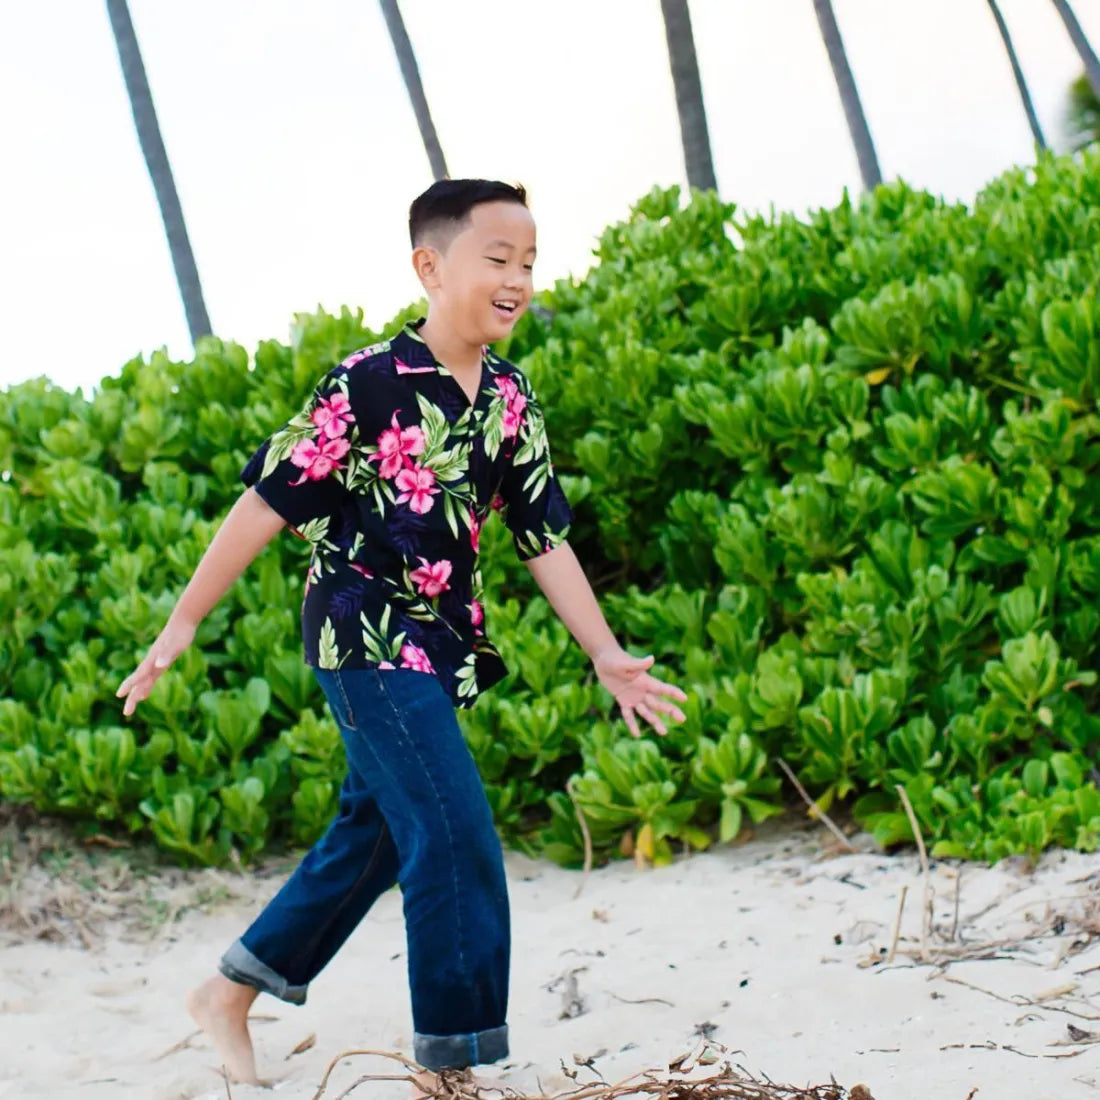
[116,651,172,718]
[649,694,687,725]
[620,705,642,739]
[636,702,668,737]
[117,653,152,698]
[630,668,688,702]
[650,676,688,703]
[604,652,655,676]
[122,688,143,719]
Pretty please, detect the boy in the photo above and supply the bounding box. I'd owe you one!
[116,179,688,1092]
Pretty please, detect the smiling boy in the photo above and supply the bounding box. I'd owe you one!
[116,179,687,1093]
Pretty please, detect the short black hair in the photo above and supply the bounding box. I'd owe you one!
[409,179,528,248]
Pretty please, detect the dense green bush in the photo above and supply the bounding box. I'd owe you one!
[2,149,1099,867]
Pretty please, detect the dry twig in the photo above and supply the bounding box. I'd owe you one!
[936,973,1100,1022]
[606,991,675,1008]
[308,1045,861,1100]
[950,868,962,942]
[775,760,856,854]
[565,778,594,900]
[896,785,932,962]
[887,884,908,964]
[153,1029,202,1061]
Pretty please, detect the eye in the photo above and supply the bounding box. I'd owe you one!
[523,264,534,271]
[486,257,506,265]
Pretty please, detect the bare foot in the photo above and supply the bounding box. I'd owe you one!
[186,974,261,1085]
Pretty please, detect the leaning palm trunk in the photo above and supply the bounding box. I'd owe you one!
[105,0,211,343]
[1050,0,1100,100]
[378,0,448,181]
[812,0,882,191]
[986,0,1047,150]
[659,0,718,192]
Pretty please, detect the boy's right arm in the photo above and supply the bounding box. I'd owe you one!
[115,486,287,717]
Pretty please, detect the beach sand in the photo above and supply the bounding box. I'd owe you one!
[1,820,1096,1100]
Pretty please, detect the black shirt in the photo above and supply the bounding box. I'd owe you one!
[240,319,573,707]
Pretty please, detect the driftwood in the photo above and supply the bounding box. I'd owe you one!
[308,1043,869,1100]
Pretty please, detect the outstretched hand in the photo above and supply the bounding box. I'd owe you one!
[593,646,688,737]
[115,616,196,718]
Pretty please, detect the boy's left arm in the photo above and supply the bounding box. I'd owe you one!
[525,541,688,737]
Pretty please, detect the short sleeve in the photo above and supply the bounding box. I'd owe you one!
[496,372,572,561]
[240,369,357,532]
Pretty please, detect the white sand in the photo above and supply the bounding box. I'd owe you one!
[1,824,1097,1100]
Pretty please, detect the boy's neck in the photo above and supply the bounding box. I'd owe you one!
[418,315,483,376]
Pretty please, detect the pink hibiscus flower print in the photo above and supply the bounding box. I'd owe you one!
[369,411,426,479]
[469,599,483,627]
[502,406,524,438]
[349,563,374,579]
[469,509,483,552]
[399,643,434,674]
[311,393,354,440]
[289,435,351,485]
[378,660,396,670]
[395,463,439,514]
[495,376,528,438]
[409,557,453,597]
[495,376,520,404]
[490,492,506,513]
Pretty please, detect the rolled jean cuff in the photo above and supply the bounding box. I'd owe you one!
[218,940,308,1005]
[414,1024,509,1071]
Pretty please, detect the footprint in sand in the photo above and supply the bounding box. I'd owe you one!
[87,977,149,997]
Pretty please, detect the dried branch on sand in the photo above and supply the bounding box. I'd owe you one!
[308,1043,871,1100]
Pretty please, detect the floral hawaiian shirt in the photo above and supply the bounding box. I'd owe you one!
[239,319,572,708]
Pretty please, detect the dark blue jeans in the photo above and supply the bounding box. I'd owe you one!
[218,667,510,1071]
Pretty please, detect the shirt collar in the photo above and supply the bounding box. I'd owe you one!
[402,318,501,377]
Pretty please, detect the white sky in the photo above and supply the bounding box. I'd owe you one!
[2,0,1098,395]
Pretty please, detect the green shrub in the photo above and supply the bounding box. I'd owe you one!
[3,149,1099,867]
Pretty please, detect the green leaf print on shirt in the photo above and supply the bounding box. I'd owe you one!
[318,616,342,669]
[295,515,332,545]
[361,604,406,665]
[513,410,550,468]
[481,399,507,461]
[431,443,472,483]
[455,651,479,699]
[416,392,451,454]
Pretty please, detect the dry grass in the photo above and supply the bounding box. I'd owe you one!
[0,804,271,947]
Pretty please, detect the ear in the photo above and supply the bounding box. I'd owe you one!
[412,244,442,289]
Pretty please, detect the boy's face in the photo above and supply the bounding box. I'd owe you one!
[415,201,537,344]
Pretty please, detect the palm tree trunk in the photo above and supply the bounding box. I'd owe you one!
[812,0,882,191]
[659,0,718,192]
[986,0,1047,150]
[105,0,211,343]
[378,0,449,181]
[1050,0,1100,100]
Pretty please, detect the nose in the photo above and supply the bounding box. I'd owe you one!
[502,265,529,291]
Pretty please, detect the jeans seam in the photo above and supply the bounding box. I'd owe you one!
[332,669,357,728]
[297,818,391,972]
[376,673,470,978]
